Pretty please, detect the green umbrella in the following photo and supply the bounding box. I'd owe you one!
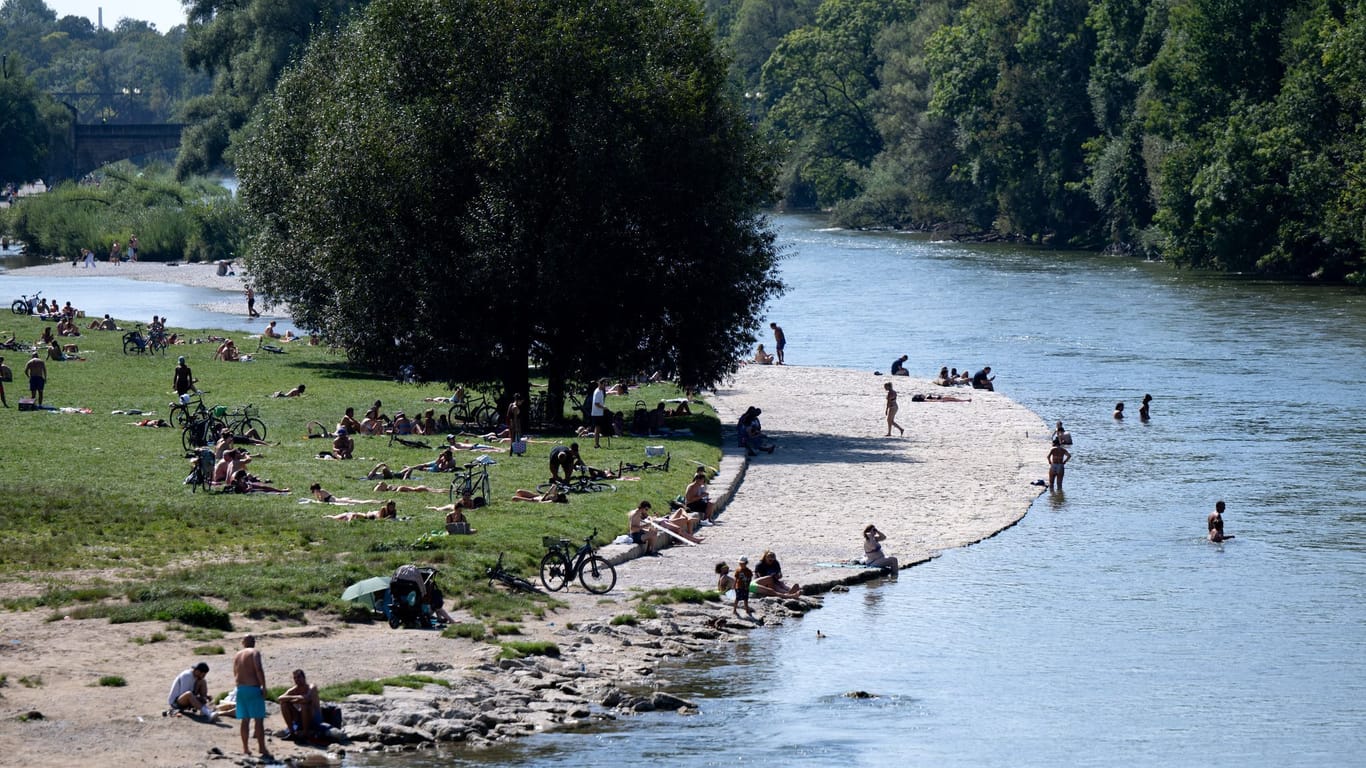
[340,576,391,611]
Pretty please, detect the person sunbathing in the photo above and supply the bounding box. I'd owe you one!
[325,501,397,521]
[308,484,378,505]
[270,384,306,398]
[510,488,568,503]
[229,469,289,494]
[753,550,801,598]
[337,407,364,435]
[373,481,443,493]
[134,418,171,428]
[753,344,774,364]
[365,462,398,480]
[88,314,117,331]
[215,339,240,361]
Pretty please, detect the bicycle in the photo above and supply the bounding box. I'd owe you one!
[183,448,216,493]
[486,552,540,593]
[11,291,41,315]
[169,392,208,428]
[535,472,615,495]
[617,453,670,474]
[449,461,492,503]
[539,528,616,594]
[446,395,499,432]
[122,325,164,355]
[181,410,225,452]
[219,404,267,440]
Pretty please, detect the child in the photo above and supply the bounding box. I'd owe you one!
[732,556,754,618]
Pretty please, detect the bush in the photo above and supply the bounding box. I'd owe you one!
[610,614,638,626]
[497,641,560,660]
[98,675,127,687]
[441,622,487,641]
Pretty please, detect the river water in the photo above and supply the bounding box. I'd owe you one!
[353,214,1366,767]
[8,216,1363,765]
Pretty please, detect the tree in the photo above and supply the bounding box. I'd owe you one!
[238,0,783,409]
[0,62,51,184]
[177,0,368,176]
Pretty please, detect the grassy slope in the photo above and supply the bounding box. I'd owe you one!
[0,313,720,624]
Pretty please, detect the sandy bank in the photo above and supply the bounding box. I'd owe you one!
[3,260,255,317]
[0,365,1046,766]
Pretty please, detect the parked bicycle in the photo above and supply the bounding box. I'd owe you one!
[446,395,500,432]
[183,448,216,493]
[539,528,616,594]
[169,392,208,428]
[219,404,267,440]
[11,291,41,315]
[122,325,167,356]
[535,472,615,495]
[449,461,492,504]
[486,552,540,593]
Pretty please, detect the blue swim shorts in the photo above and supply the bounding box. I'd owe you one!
[235,685,267,720]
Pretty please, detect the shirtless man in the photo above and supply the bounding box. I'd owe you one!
[770,322,786,364]
[684,471,716,522]
[232,635,269,757]
[1208,500,1234,542]
[331,428,354,459]
[24,352,46,405]
[278,669,322,741]
[628,500,660,554]
[1046,438,1071,492]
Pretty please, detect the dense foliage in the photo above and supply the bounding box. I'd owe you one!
[237,0,783,403]
[176,0,368,176]
[1,163,247,261]
[709,0,1366,282]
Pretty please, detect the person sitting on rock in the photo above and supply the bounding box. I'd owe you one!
[277,669,323,742]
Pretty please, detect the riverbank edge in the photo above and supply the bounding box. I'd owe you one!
[0,367,1045,768]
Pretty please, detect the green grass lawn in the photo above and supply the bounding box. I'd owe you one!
[0,313,720,625]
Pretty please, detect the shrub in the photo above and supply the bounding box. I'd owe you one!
[497,641,559,660]
[441,622,487,641]
[98,676,127,687]
[610,614,638,626]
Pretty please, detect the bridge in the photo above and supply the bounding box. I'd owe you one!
[58,122,186,181]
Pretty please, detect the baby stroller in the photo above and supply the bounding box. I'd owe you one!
[387,564,437,629]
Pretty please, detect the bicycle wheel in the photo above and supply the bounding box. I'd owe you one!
[475,404,501,432]
[585,481,615,493]
[477,471,491,499]
[169,405,189,427]
[123,338,141,355]
[239,418,267,440]
[539,551,572,592]
[11,300,28,315]
[535,481,567,495]
[182,425,201,453]
[578,555,617,594]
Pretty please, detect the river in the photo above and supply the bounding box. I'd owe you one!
[354,214,1366,767]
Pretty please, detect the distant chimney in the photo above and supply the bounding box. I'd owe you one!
[98,8,103,29]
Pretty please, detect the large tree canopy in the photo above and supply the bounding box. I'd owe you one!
[238,0,783,404]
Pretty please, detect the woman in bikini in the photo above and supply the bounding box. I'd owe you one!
[884,381,904,436]
[325,500,398,521]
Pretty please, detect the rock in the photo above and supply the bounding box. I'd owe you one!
[374,723,433,745]
[630,697,655,713]
[650,692,696,711]
[600,689,623,708]
[429,721,469,742]
[20,711,43,721]
[412,661,452,672]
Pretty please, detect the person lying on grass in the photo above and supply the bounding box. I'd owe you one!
[324,500,397,521]
[373,481,444,493]
[229,469,289,494]
[309,483,378,505]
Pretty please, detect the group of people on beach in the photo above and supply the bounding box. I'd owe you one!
[166,635,327,758]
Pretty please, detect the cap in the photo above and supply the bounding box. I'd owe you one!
[738,556,748,564]
[336,427,347,435]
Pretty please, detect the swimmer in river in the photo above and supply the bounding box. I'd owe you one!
[1208,500,1234,542]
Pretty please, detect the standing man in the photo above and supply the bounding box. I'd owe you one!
[1208,500,1234,542]
[172,356,196,398]
[127,233,138,262]
[232,635,270,758]
[166,661,215,719]
[82,247,96,268]
[109,241,121,265]
[1046,437,1071,492]
[590,379,607,448]
[770,322,786,365]
[246,287,260,318]
[0,355,10,407]
[24,351,46,406]
[506,393,522,453]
